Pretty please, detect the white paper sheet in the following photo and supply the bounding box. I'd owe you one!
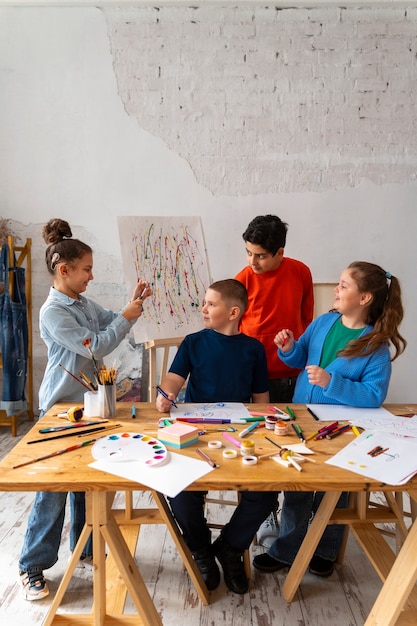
[170,402,251,421]
[326,430,417,485]
[89,450,214,497]
[284,443,315,455]
[307,404,395,423]
[306,404,417,437]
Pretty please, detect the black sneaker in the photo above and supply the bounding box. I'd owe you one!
[308,555,335,577]
[212,536,248,594]
[19,570,49,601]
[253,552,289,573]
[191,546,220,590]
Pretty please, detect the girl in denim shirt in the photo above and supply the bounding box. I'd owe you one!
[18,218,151,601]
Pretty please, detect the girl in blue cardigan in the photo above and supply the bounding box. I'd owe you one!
[254,261,406,577]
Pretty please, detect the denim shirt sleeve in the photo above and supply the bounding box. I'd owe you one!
[40,296,133,359]
[38,289,137,412]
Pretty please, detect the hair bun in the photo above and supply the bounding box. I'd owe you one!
[42,218,72,245]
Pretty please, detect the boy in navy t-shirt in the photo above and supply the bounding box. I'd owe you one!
[156,279,278,595]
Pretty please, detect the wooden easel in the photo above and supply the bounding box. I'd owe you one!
[0,235,33,436]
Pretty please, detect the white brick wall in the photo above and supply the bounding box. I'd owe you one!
[104,5,417,195]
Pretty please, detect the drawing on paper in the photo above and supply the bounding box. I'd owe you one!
[118,216,211,343]
[170,402,251,420]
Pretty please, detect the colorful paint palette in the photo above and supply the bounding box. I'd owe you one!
[92,432,169,467]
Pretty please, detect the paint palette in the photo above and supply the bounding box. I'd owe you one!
[92,432,169,467]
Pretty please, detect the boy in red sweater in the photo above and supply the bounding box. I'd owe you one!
[235,215,314,548]
[235,214,314,402]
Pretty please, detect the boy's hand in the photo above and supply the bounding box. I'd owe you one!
[156,392,176,413]
[274,329,293,351]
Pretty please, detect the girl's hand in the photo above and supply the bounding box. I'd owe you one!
[305,365,331,389]
[132,280,152,302]
[123,280,153,321]
[274,329,294,352]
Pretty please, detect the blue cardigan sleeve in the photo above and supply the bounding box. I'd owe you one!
[320,348,391,406]
[278,313,391,407]
[278,314,334,370]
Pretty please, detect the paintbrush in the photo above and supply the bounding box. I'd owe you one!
[59,363,91,391]
[13,438,98,469]
[27,423,122,444]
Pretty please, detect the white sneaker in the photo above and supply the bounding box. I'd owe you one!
[77,555,94,571]
[69,555,94,571]
[19,570,49,601]
[256,510,280,549]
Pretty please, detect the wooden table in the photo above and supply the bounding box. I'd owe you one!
[1,403,417,626]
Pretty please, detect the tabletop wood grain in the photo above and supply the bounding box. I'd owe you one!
[1,402,415,495]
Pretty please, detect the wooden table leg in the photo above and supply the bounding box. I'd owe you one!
[99,504,161,624]
[364,510,417,626]
[282,491,342,602]
[43,523,93,626]
[42,491,162,626]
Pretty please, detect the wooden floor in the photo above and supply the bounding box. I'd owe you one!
[0,417,407,625]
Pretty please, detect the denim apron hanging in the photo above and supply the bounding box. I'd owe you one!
[0,243,28,415]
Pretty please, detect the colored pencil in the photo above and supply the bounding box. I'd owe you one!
[307,407,320,421]
[196,448,218,469]
[286,406,296,420]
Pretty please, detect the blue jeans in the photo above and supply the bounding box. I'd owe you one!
[19,409,93,573]
[19,491,92,573]
[0,246,28,414]
[268,491,348,564]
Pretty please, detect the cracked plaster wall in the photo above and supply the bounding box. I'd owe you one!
[104,5,417,195]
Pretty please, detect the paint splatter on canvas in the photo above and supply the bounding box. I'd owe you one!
[118,216,211,343]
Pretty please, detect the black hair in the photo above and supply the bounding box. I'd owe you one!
[242,214,288,256]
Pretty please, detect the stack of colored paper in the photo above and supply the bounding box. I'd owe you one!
[157,423,200,448]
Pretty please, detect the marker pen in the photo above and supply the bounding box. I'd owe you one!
[239,421,260,438]
[222,432,241,448]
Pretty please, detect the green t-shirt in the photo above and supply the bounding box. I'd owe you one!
[320,317,365,369]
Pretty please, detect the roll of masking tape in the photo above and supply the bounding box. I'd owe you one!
[222,448,238,459]
[242,455,258,465]
[67,406,84,422]
[208,440,222,449]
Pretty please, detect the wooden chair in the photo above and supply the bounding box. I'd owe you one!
[313,282,337,318]
[144,337,184,401]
